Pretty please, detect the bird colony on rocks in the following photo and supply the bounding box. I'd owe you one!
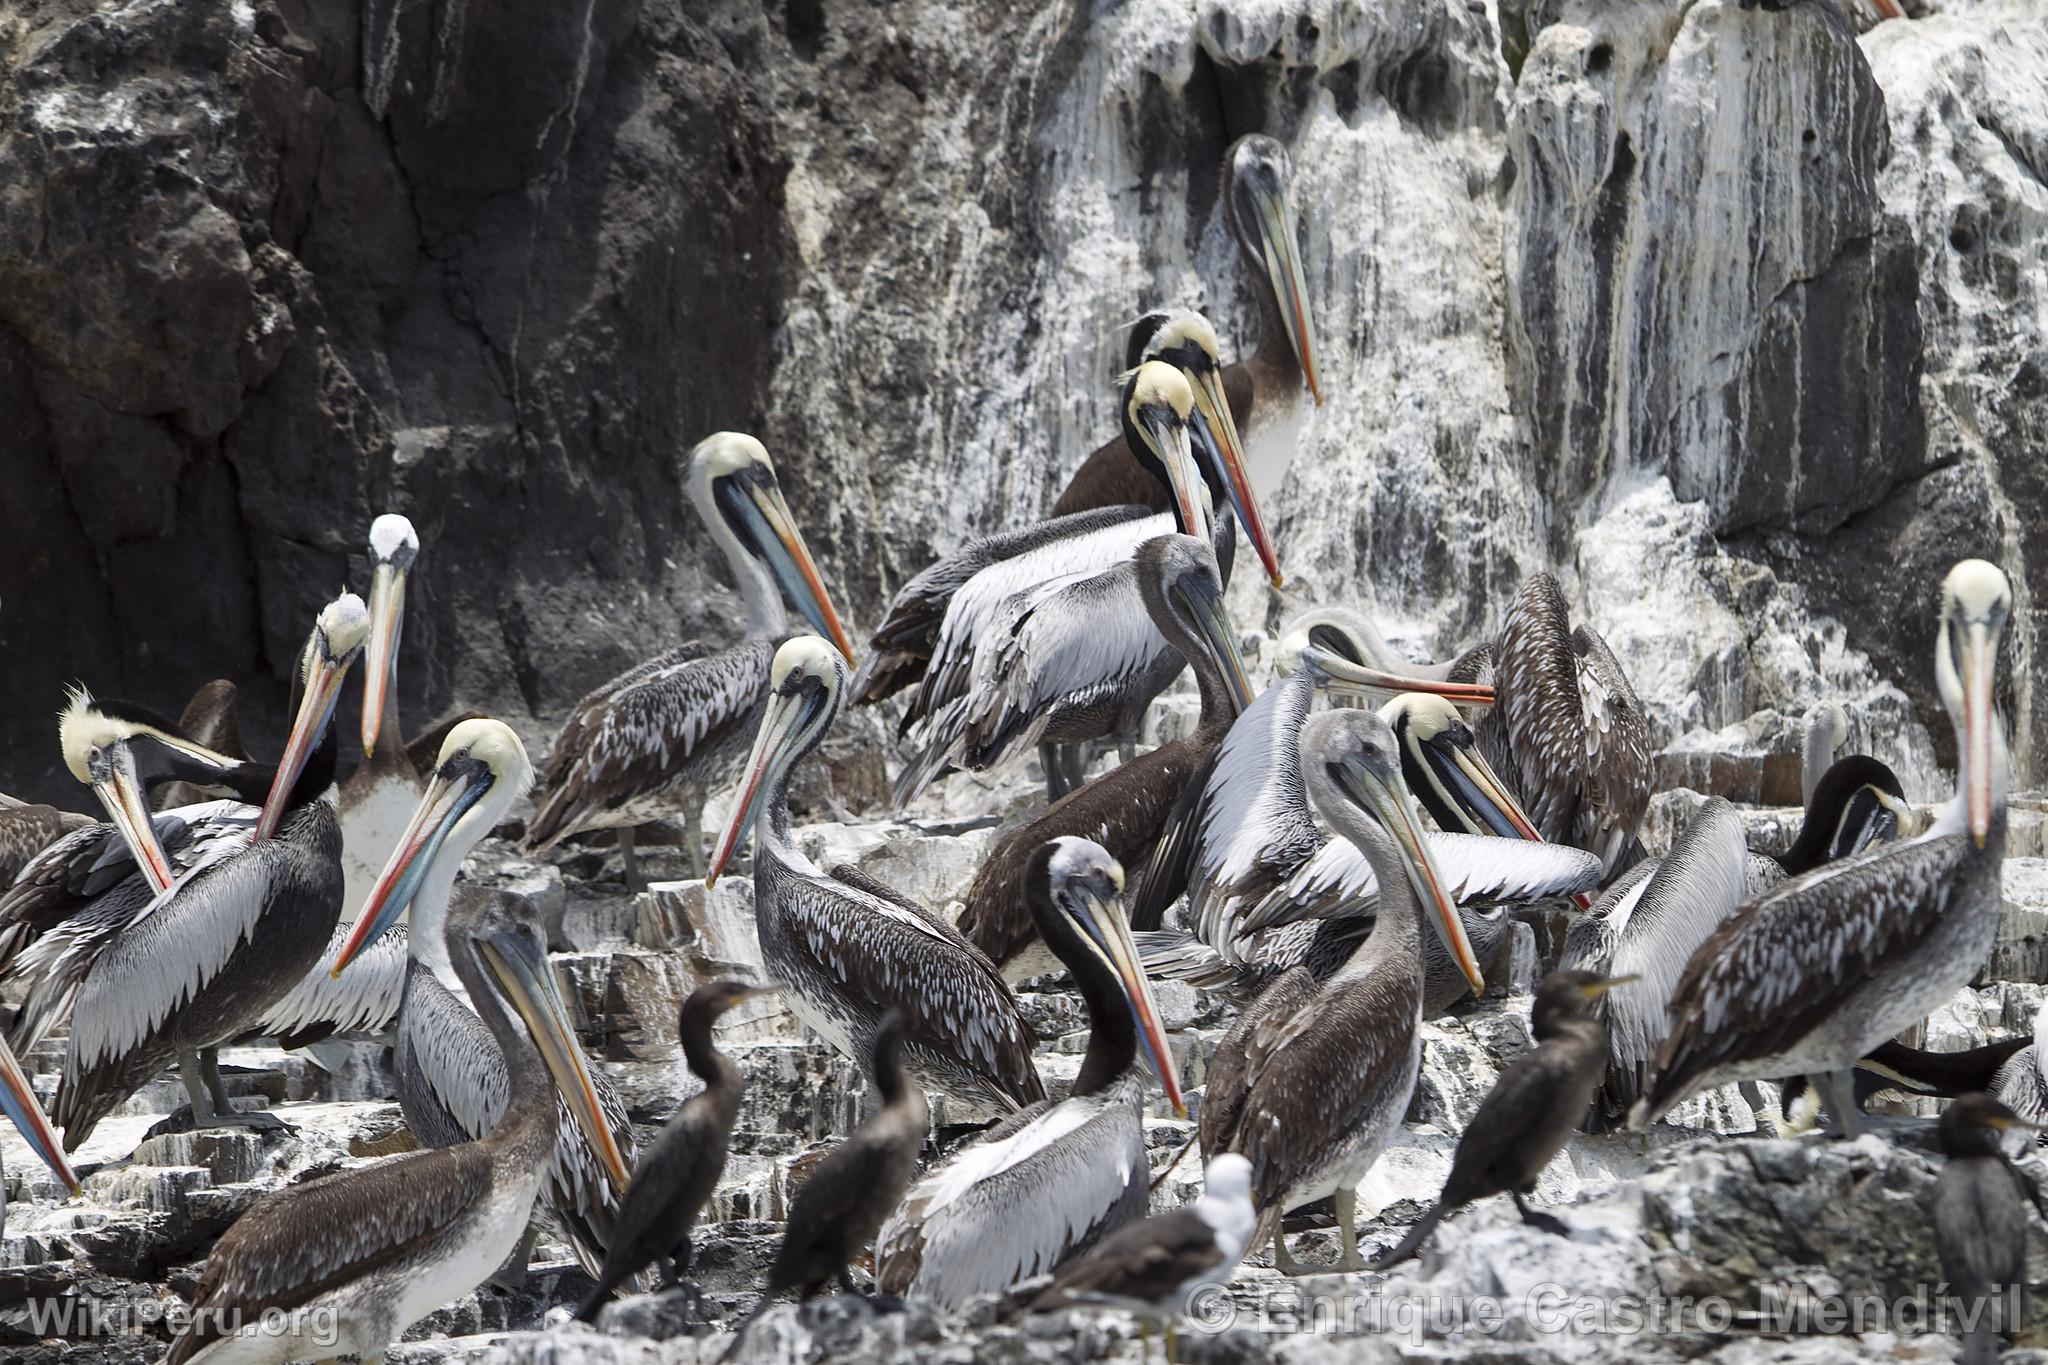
[3,2,2047,1364]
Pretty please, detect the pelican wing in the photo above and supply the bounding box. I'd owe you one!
[1570,624,1651,867]
[1244,832,1600,936]
[1492,573,1586,844]
[256,921,407,1043]
[399,964,510,1143]
[1200,966,1316,1159]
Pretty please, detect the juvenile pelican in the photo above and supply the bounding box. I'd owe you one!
[527,433,857,887]
[330,720,638,1281]
[1203,709,1483,1275]
[707,638,1043,1113]
[162,888,624,1365]
[1054,135,1323,513]
[1633,561,2013,1134]
[876,837,1185,1308]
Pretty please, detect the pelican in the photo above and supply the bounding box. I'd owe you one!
[1992,997,2048,1130]
[956,534,1255,981]
[875,837,1186,1308]
[0,1029,80,1238]
[707,637,1043,1114]
[340,512,427,911]
[161,886,625,1365]
[1632,560,2013,1135]
[853,309,1275,712]
[330,720,637,1281]
[890,360,1275,805]
[526,433,857,888]
[12,594,367,1148]
[0,797,90,885]
[1802,701,1850,807]
[1202,709,1483,1274]
[1053,134,1322,513]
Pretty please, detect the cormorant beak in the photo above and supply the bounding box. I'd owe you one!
[1243,177,1322,405]
[361,559,408,758]
[1958,619,1996,847]
[332,760,491,976]
[0,1033,78,1194]
[742,475,859,666]
[1416,725,1541,842]
[1342,758,1483,993]
[477,928,633,1194]
[1578,974,1639,999]
[1142,410,1211,545]
[257,644,355,842]
[1186,373,1281,588]
[1302,644,1496,707]
[87,740,175,893]
[1065,873,1186,1118]
[707,682,812,889]
[1174,576,1255,717]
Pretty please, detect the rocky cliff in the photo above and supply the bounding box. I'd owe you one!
[1,0,2040,805]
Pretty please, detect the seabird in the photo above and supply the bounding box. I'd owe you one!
[956,533,1255,981]
[1931,1093,2037,1365]
[0,797,90,886]
[724,1007,930,1355]
[875,837,1185,1308]
[1992,997,2048,1132]
[330,720,638,1283]
[161,885,625,1365]
[526,432,858,887]
[1371,970,1631,1269]
[13,594,368,1148]
[575,978,768,1320]
[1801,701,1850,808]
[1632,560,2014,1135]
[1202,708,1483,1274]
[706,637,1044,1114]
[1053,134,1322,513]
[340,512,427,912]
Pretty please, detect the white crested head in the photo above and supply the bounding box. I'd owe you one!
[1381,691,1461,741]
[316,592,372,661]
[1146,310,1222,368]
[435,717,534,800]
[690,431,772,482]
[1046,835,1125,895]
[769,634,846,692]
[59,686,112,784]
[1127,360,1195,423]
[368,513,418,564]
[1943,558,2012,624]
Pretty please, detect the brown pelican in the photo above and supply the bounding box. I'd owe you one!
[707,637,1043,1113]
[725,1007,929,1355]
[526,432,857,888]
[1028,1153,1255,1331]
[1931,1093,2036,1365]
[15,594,367,1148]
[1,1029,80,1238]
[1372,970,1630,1269]
[1633,560,2012,1135]
[330,720,637,1282]
[575,978,766,1319]
[1053,135,1323,514]
[340,512,426,911]
[1992,998,2048,1130]
[853,309,1275,713]
[161,885,623,1365]
[891,361,1273,806]
[0,797,90,885]
[875,837,1185,1308]
[957,534,1254,981]
[1203,709,1482,1274]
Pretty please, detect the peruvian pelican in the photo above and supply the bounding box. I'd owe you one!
[875,837,1186,1308]
[161,886,625,1365]
[1632,560,2013,1135]
[1053,135,1323,513]
[891,360,1277,805]
[526,433,857,888]
[340,512,427,911]
[0,798,90,885]
[707,637,1043,1113]
[853,309,1276,712]
[13,594,368,1148]
[1202,708,1483,1274]
[330,720,638,1281]
[957,534,1255,981]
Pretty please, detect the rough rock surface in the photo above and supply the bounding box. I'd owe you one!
[1,0,2041,805]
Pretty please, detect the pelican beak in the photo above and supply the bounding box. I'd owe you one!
[88,741,174,893]
[361,559,407,758]
[257,645,354,842]
[332,760,490,976]
[1421,728,1541,842]
[0,1033,78,1192]
[1067,872,1185,1118]
[1143,410,1211,545]
[1304,645,1496,707]
[707,681,811,889]
[477,928,633,1195]
[1342,759,1483,993]
[1174,573,1255,717]
[1187,371,1281,588]
[743,473,859,666]
[1579,974,1639,999]
[1958,619,1996,847]
[1244,176,1321,406]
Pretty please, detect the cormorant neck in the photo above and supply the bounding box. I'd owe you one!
[679,1007,738,1089]
[874,1038,911,1108]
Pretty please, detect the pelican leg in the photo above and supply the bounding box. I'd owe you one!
[1118,733,1137,766]
[199,1047,235,1115]
[1040,743,1075,801]
[1334,1187,1367,1272]
[1511,1190,1571,1238]
[487,1223,538,1289]
[619,827,646,893]
[1272,1225,1317,1276]
[1813,1070,1862,1140]
[177,1048,290,1132]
